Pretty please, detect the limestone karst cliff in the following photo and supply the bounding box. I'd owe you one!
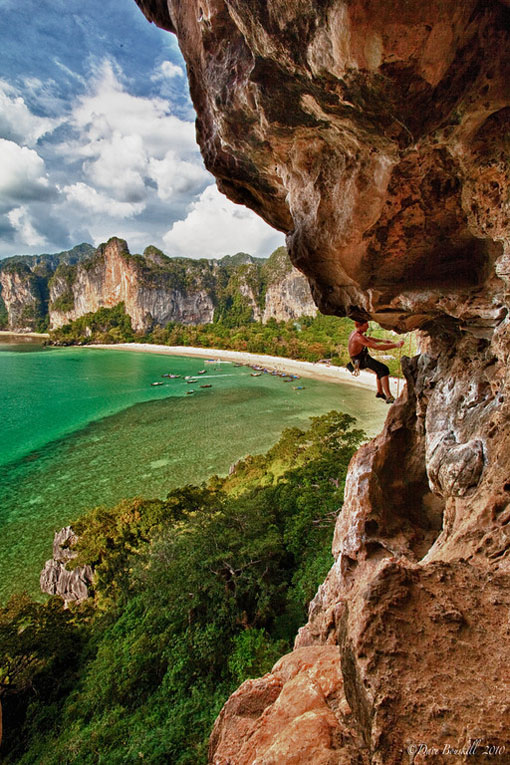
[0,244,94,332]
[48,237,217,332]
[134,1,510,762]
[0,263,47,333]
[0,239,316,332]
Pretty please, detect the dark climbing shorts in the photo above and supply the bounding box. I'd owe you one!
[350,351,389,380]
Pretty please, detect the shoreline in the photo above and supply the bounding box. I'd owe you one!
[84,343,405,394]
[0,330,50,338]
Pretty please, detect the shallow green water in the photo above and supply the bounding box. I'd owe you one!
[0,339,387,602]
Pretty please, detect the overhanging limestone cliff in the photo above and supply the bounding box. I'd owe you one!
[135,2,510,762]
[136,0,510,333]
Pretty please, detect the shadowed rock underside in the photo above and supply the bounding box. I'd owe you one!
[134,1,510,762]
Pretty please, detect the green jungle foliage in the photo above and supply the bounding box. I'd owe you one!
[49,293,75,313]
[50,304,413,377]
[51,303,135,345]
[0,244,94,273]
[0,412,364,765]
[0,292,8,329]
[49,264,77,313]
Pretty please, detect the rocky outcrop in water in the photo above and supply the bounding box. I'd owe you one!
[40,526,92,604]
[134,0,510,761]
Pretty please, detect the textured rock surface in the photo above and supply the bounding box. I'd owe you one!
[210,646,367,765]
[135,0,510,330]
[1,238,314,331]
[40,526,92,603]
[0,264,46,332]
[49,237,216,332]
[133,0,510,762]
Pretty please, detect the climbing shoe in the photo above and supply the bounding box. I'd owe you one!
[385,395,395,404]
[375,392,386,400]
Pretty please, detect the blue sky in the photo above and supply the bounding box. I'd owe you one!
[0,0,284,259]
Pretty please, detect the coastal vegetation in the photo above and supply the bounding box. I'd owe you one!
[51,302,135,345]
[0,294,7,329]
[2,241,415,373]
[0,411,364,764]
[50,303,413,377]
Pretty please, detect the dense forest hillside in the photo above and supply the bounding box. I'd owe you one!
[0,412,364,764]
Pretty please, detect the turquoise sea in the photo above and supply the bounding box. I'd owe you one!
[0,337,387,602]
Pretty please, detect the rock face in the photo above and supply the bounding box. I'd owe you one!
[0,264,46,332]
[1,239,315,331]
[262,246,317,323]
[135,0,510,330]
[49,238,316,331]
[210,646,366,765]
[40,526,93,603]
[133,0,510,761]
[0,244,94,331]
[49,237,217,332]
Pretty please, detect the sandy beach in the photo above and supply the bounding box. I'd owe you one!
[0,330,50,338]
[86,343,406,395]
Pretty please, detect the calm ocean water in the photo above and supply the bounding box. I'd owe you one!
[0,338,387,601]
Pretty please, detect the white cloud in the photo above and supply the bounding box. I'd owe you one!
[63,182,145,217]
[81,132,148,201]
[155,61,185,80]
[71,61,197,160]
[148,150,210,200]
[0,80,60,146]
[56,60,203,209]
[8,206,46,247]
[0,138,51,202]
[163,184,285,259]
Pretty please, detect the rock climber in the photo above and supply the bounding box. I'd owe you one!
[347,320,404,404]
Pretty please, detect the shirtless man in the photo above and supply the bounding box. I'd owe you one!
[347,320,404,404]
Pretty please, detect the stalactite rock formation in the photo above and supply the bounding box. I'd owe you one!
[134,1,510,761]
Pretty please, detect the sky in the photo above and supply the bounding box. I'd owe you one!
[0,0,285,260]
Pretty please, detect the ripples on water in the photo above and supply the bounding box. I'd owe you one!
[0,341,387,601]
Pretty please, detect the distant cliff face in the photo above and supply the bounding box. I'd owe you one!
[48,238,316,331]
[262,247,317,323]
[0,264,46,332]
[49,238,217,332]
[0,239,316,332]
[0,244,94,332]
